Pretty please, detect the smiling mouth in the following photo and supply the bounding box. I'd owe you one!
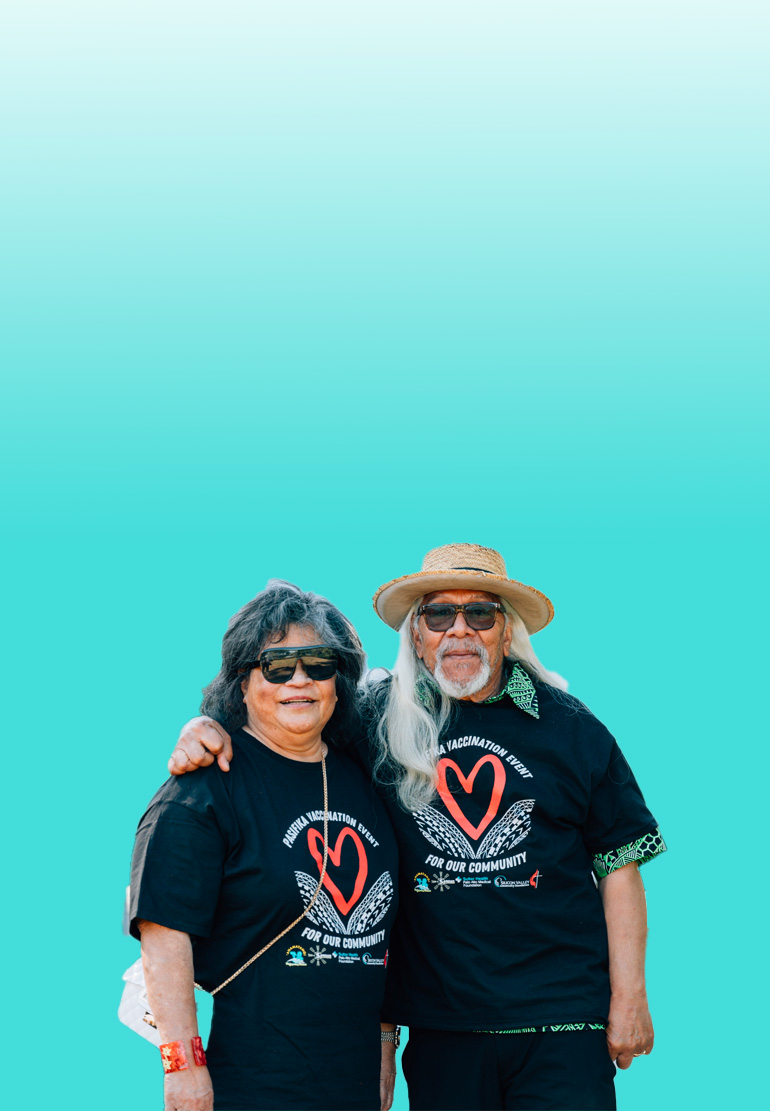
[280,698,315,704]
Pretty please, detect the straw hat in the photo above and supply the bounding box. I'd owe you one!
[373,543,554,633]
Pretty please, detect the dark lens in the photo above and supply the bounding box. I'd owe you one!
[302,656,338,680]
[261,658,298,684]
[261,650,338,683]
[421,606,458,631]
[463,604,498,630]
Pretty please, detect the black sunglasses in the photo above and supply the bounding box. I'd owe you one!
[417,602,504,632]
[248,645,340,684]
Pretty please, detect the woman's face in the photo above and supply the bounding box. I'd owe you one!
[241,624,338,742]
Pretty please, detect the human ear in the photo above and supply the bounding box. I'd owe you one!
[502,617,513,659]
[411,620,425,660]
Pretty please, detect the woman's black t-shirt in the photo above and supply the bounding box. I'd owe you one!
[130,731,399,1111]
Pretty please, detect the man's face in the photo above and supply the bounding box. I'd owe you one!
[411,589,512,701]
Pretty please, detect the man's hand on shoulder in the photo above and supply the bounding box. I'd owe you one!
[168,717,233,776]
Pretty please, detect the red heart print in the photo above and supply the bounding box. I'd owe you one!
[307,826,369,916]
[436,755,506,840]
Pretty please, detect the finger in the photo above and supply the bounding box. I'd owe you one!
[181,718,227,755]
[182,719,232,772]
[616,1051,634,1070]
[214,726,233,772]
[168,748,194,776]
[168,745,215,775]
[183,736,218,769]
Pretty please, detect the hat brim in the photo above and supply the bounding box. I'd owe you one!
[373,570,554,634]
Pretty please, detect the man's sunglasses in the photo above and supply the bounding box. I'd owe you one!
[246,645,340,684]
[417,603,504,632]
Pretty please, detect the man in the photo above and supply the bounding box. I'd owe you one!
[171,544,665,1110]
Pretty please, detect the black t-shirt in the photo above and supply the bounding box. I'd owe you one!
[130,731,399,1111]
[365,684,659,1031]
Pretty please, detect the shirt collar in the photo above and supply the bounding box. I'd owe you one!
[483,660,540,718]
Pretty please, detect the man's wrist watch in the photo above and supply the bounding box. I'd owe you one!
[381,1027,401,1047]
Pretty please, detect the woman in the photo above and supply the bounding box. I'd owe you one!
[130,581,399,1111]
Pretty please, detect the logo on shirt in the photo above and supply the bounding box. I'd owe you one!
[285,945,307,966]
[414,779,534,862]
[308,827,368,915]
[437,755,506,839]
[414,872,431,893]
[289,815,394,941]
[362,950,389,966]
[493,870,542,889]
[412,744,536,891]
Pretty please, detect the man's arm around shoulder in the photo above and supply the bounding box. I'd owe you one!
[169,718,233,776]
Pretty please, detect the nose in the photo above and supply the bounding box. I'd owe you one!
[446,611,473,637]
[285,660,313,685]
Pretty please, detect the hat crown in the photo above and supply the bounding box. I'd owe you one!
[421,543,507,579]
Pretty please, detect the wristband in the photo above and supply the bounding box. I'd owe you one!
[191,1037,207,1066]
[160,1042,188,1074]
[159,1038,207,1072]
[381,1026,401,1048]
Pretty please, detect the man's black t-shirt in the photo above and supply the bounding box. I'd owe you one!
[130,731,399,1111]
[358,683,659,1031]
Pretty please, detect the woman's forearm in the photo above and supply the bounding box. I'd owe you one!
[139,921,214,1110]
[139,921,200,1042]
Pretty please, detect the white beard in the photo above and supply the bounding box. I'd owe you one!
[433,642,492,698]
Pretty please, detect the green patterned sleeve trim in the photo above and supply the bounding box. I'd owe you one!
[473,1023,607,1034]
[592,827,667,879]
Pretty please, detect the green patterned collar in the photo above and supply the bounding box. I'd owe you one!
[416,660,539,719]
[483,660,539,719]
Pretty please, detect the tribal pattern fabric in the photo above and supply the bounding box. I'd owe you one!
[474,1023,607,1034]
[484,660,539,718]
[413,798,534,860]
[592,827,667,878]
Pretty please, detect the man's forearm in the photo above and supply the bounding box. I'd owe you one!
[599,862,648,998]
[598,862,654,1067]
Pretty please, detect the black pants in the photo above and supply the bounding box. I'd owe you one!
[402,1028,617,1111]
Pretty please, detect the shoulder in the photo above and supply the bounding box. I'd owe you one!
[534,682,617,760]
[334,729,378,775]
[137,760,234,830]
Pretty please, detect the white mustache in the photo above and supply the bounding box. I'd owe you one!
[436,641,489,665]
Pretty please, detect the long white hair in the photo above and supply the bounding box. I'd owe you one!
[373,600,568,812]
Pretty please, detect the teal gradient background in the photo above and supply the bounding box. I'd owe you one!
[1,3,767,1108]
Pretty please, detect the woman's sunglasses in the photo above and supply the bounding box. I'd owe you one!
[417,602,504,632]
[250,645,339,684]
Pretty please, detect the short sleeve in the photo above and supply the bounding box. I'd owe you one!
[592,828,667,878]
[582,739,662,863]
[130,797,226,940]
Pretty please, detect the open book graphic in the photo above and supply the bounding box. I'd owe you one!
[294,869,393,938]
[413,798,535,860]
